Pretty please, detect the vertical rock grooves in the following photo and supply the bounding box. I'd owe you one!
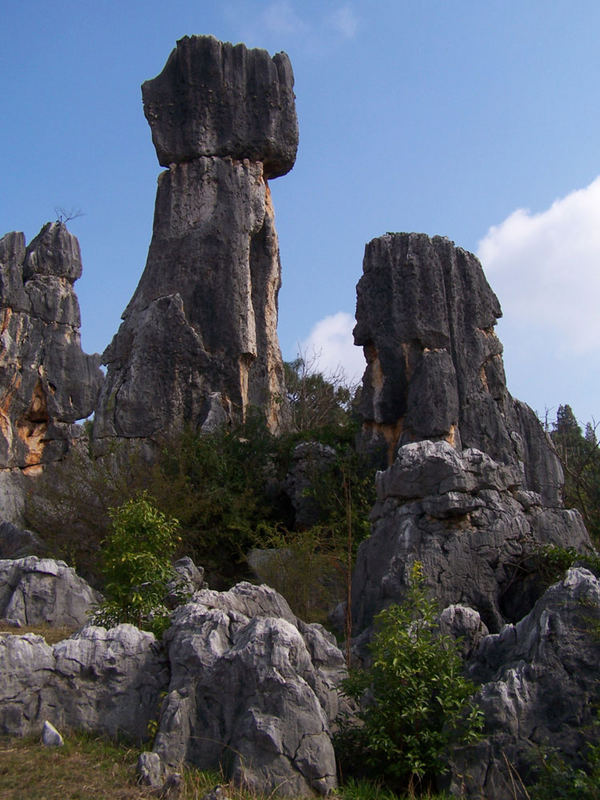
[0,223,103,472]
[353,232,563,504]
[94,36,298,444]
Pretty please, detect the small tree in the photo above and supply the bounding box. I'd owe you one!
[336,563,483,795]
[92,492,180,635]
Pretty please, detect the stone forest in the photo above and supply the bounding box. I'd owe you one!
[1,34,600,800]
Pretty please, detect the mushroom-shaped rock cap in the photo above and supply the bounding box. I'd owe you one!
[142,35,298,178]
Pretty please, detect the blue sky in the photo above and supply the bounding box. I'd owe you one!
[2,1,599,428]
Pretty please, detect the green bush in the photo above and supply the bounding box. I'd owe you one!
[529,738,600,799]
[91,492,180,635]
[336,563,483,795]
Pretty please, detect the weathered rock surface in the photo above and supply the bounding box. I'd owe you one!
[353,233,562,506]
[0,223,103,474]
[0,624,168,740]
[153,582,345,796]
[284,442,337,529]
[0,223,103,522]
[0,520,45,559]
[0,556,101,627]
[449,568,600,799]
[351,441,592,633]
[142,35,298,178]
[94,36,296,444]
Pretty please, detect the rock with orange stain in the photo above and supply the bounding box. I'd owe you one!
[0,222,103,480]
[353,232,563,506]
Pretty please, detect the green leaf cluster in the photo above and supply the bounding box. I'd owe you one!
[91,492,180,635]
[551,405,600,542]
[336,564,483,795]
[529,736,600,799]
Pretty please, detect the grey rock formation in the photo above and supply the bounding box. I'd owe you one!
[0,624,168,739]
[354,233,562,506]
[0,520,45,559]
[153,582,345,796]
[0,224,103,473]
[351,441,591,633]
[165,556,206,607]
[438,604,489,661]
[449,568,600,799]
[142,35,298,178]
[94,36,297,445]
[0,223,103,521]
[0,556,101,627]
[284,442,338,528]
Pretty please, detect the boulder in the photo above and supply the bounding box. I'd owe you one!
[353,233,563,506]
[94,37,295,445]
[0,624,169,740]
[449,568,600,799]
[153,582,346,796]
[351,441,592,634]
[0,556,101,627]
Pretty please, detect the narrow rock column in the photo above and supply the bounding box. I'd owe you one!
[94,36,298,443]
[0,223,103,472]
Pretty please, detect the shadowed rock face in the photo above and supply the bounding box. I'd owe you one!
[142,35,298,178]
[94,36,296,443]
[0,223,103,473]
[354,232,563,505]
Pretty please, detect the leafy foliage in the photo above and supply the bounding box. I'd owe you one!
[529,736,600,799]
[283,355,359,441]
[336,563,483,795]
[551,405,600,542]
[91,492,180,635]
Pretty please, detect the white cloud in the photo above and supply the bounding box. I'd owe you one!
[299,311,365,384]
[328,5,359,39]
[477,176,600,355]
[260,0,308,36]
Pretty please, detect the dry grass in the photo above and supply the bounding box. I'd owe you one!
[0,623,76,645]
[0,732,229,800]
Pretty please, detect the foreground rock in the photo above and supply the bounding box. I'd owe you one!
[0,222,103,520]
[354,233,562,505]
[152,582,345,796]
[352,441,592,634]
[94,36,297,445]
[0,624,168,739]
[0,556,101,627]
[449,568,600,799]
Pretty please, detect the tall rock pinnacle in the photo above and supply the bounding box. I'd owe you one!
[0,222,104,519]
[354,232,563,505]
[94,36,298,443]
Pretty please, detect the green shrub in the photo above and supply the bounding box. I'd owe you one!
[529,738,600,799]
[336,563,483,795]
[91,492,180,635]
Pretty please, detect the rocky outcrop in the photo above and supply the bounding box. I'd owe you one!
[0,570,345,797]
[353,233,562,506]
[351,441,592,634]
[0,520,45,559]
[0,556,101,627]
[0,624,168,740]
[94,36,297,445]
[0,223,103,520]
[449,568,600,799]
[152,582,345,796]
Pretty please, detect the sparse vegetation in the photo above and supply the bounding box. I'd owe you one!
[335,563,483,796]
[0,733,461,800]
[90,492,180,636]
